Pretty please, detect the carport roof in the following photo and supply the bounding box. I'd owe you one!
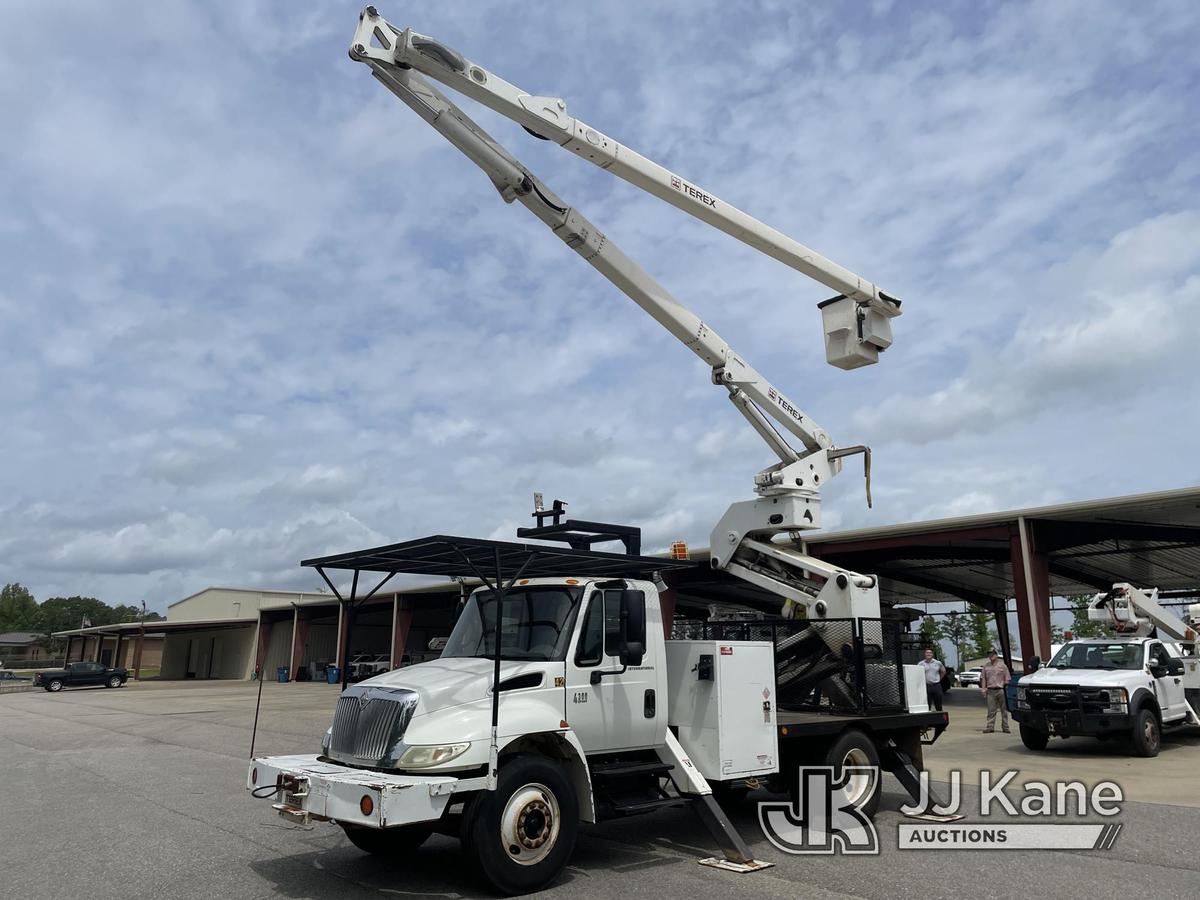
[303,534,697,585]
[53,617,256,638]
[804,486,1200,607]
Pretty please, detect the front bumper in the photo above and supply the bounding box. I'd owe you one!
[248,754,460,828]
[1013,709,1132,735]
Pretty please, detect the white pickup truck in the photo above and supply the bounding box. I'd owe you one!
[1014,636,1200,756]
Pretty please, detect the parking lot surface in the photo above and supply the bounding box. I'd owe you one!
[2,680,1198,899]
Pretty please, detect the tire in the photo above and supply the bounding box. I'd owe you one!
[47,679,64,693]
[463,754,579,895]
[1019,724,1049,751]
[1130,707,1161,758]
[341,823,432,856]
[106,676,123,689]
[824,729,881,818]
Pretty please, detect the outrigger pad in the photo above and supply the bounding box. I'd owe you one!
[903,809,965,822]
[698,857,774,873]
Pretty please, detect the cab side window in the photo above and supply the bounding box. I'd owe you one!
[574,597,604,667]
[1148,644,1169,667]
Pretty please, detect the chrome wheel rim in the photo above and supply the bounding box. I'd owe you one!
[500,782,560,866]
[841,748,875,806]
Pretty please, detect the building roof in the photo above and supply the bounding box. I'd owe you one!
[805,486,1200,608]
[168,586,336,609]
[53,617,254,638]
[0,632,41,645]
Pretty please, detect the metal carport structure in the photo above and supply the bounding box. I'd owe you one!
[798,487,1200,665]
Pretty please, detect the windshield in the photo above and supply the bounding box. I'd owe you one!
[1047,642,1141,670]
[441,586,582,662]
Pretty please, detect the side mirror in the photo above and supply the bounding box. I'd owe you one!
[617,590,647,667]
[1149,664,1168,679]
[1028,656,1041,673]
[1167,657,1185,676]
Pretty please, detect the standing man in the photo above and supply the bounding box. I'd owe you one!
[919,647,946,712]
[981,649,1011,733]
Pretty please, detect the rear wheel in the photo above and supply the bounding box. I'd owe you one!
[341,823,432,855]
[464,754,579,895]
[46,679,64,693]
[1130,707,1160,757]
[824,729,881,818]
[1019,724,1049,751]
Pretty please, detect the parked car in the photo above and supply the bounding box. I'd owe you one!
[33,661,128,692]
[957,667,982,687]
[0,670,33,682]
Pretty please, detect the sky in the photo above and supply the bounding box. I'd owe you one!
[1,0,1197,616]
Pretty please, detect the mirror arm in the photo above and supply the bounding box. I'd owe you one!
[590,665,628,685]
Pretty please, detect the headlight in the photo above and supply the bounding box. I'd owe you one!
[1102,687,1128,714]
[1017,687,1026,700]
[398,743,471,768]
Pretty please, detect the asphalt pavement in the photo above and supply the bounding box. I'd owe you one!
[2,680,1197,900]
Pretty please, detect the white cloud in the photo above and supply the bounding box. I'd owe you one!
[1,0,1197,612]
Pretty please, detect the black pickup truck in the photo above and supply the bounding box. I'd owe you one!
[34,661,128,692]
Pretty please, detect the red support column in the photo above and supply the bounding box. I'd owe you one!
[658,582,677,640]
[391,596,413,669]
[291,611,311,682]
[1011,519,1053,664]
[255,620,273,675]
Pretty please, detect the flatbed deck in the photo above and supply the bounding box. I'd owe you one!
[777,708,948,737]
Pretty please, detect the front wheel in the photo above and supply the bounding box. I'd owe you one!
[1019,724,1049,751]
[464,754,579,895]
[341,823,432,855]
[1130,708,1160,757]
[106,675,123,689]
[46,679,64,693]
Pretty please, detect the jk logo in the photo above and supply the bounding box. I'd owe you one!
[758,767,880,855]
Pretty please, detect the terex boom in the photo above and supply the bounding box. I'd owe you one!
[249,9,942,895]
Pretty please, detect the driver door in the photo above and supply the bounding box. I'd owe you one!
[1147,642,1187,722]
[564,588,661,754]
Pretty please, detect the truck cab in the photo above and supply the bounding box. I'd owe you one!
[1013,637,1200,756]
[318,577,667,774]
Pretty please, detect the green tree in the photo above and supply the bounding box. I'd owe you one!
[918,615,941,649]
[941,610,973,669]
[966,610,999,659]
[0,583,39,631]
[1065,593,1108,639]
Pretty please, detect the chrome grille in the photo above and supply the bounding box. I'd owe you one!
[328,686,418,762]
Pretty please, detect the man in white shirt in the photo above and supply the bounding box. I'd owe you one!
[919,648,946,711]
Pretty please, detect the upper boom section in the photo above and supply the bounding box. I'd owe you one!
[350,8,901,370]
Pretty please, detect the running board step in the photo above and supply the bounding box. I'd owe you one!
[589,760,674,779]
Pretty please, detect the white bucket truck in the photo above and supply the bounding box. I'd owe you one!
[248,9,945,893]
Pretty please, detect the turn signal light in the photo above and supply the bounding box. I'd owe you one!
[360,794,374,816]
